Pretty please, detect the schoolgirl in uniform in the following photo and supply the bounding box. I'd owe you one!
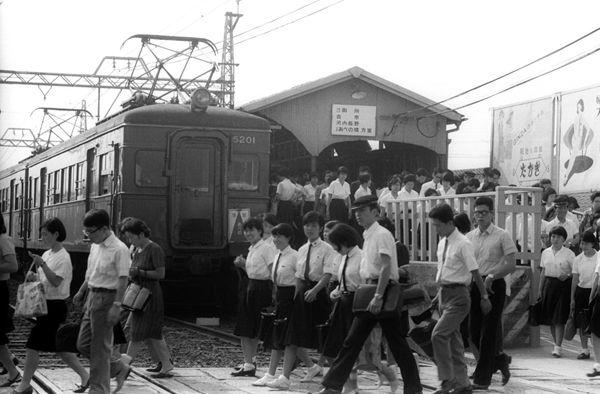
[232,218,276,377]
[267,211,335,390]
[324,220,341,293]
[262,213,279,249]
[327,167,351,223]
[538,225,575,358]
[570,230,598,359]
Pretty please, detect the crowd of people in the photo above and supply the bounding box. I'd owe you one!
[2,164,600,393]
[0,210,172,394]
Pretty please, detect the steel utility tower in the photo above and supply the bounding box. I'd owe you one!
[220,3,242,108]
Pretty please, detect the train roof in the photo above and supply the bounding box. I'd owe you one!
[0,104,271,177]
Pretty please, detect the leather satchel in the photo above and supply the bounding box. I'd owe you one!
[352,281,405,314]
[122,282,152,312]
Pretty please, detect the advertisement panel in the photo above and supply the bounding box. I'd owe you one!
[492,98,553,186]
[558,86,600,193]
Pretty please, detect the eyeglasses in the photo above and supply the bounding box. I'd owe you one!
[473,210,491,216]
[82,227,101,236]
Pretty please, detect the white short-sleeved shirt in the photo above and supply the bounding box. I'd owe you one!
[467,224,518,276]
[295,238,335,281]
[540,246,575,278]
[330,251,342,281]
[379,192,402,217]
[436,228,478,285]
[272,246,297,287]
[245,239,276,280]
[337,246,362,292]
[548,217,579,241]
[398,187,419,200]
[419,180,441,197]
[304,184,317,202]
[328,179,351,200]
[276,178,297,201]
[0,234,16,281]
[573,252,597,288]
[38,248,72,300]
[359,221,399,281]
[354,185,372,201]
[86,232,131,289]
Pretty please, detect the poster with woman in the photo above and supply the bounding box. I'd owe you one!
[559,87,600,193]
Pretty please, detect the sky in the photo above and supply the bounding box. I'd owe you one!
[2,0,600,171]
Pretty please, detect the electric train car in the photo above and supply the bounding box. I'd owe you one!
[0,89,272,315]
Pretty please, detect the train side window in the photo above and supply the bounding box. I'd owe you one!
[0,188,6,212]
[75,162,86,199]
[46,173,53,205]
[135,150,167,188]
[228,155,259,191]
[61,168,69,202]
[52,171,60,204]
[13,182,19,210]
[33,177,39,207]
[99,152,113,195]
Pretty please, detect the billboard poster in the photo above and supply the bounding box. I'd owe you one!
[331,104,376,137]
[492,98,553,186]
[559,87,600,193]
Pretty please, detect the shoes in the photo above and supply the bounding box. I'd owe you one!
[301,364,323,382]
[432,380,455,394]
[146,362,162,373]
[231,367,256,377]
[471,383,489,390]
[309,389,342,394]
[0,358,19,376]
[578,351,591,360]
[551,346,562,358]
[11,386,33,394]
[151,370,174,379]
[0,373,21,387]
[266,375,291,390]
[586,369,600,377]
[499,359,511,385]
[114,364,131,393]
[252,373,276,386]
[73,381,90,393]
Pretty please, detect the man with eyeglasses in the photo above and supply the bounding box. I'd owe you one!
[466,197,517,390]
[73,209,132,393]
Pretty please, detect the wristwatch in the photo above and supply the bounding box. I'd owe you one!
[374,293,384,300]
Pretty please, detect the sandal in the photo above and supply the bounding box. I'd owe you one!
[578,352,591,360]
[73,381,90,393]
[150,370,174,379]
[0,373,21,387]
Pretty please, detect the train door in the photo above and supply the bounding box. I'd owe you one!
[168,130,227,249]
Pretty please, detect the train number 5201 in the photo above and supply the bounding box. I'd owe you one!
[232,135,255,144]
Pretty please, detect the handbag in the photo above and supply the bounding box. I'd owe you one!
[14,262,47,319]
[352,281,405,314]
[122,282,151,312]
[257,307,276,345]
[564,315,576,341]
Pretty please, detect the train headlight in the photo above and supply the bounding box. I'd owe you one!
[191,88,211,112]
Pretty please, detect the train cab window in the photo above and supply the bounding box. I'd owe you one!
[99,152,113,195]
[135,151,167,188]
[75,162,86,199]
[228,155,259,191]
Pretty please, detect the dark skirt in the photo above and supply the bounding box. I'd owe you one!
[574,286,592,329]
[277,200,295,225]
[329,199,348,223]
[234,279,273,338]
[126,280,165,341]
[322,292,355,358]
[0,281,13,345]
[284,282,331,349]
[540,277,571,325]
[590,296,600,337]
[26,299,68,352]
[303,201,315,216]
[271,286,295,350]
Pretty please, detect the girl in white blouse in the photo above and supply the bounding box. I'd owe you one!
[570,231,598,359]
[538,226,576,358]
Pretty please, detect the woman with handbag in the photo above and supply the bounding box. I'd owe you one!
[0,215,18,388]
[252,223,299,386]
[538,226,575,358]
[13,218,80,394]
[570,230,597,359]
[121,218,174,378]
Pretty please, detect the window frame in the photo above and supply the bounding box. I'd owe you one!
[134,150,168,188]
[228,153,260,192]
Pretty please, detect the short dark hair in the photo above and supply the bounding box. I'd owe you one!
[303,211,324,228]
[428,203,454,223]
[581,230,597,244]
[540,179,551,186]
[309,172,320,180]
[416,168,429,177]
[0,215,6,234]
[83,209,110,229]
[242,218,263,236]
[271,223,294,239]
[388,175,402,189]
[337,166,349,175]
[468,178,480,188]
[324,220,340,230]
[327,223,360,250]
[120,217,151,237]
[358,173,371,184]
[464,171,475,177]
[424,188,440,197]
[590,191,600,202]
[442,171,455,183]
[358,165,370,173]
[403,174,416,184]
[262,213,279,227]
[492,168,501,177]
[474,196,494,211]
[453,213,471,234]
[549,225,567,240]
[432,167,444,175]
[41,217,67,242]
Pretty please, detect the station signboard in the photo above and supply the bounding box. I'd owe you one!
[331,104,376,137]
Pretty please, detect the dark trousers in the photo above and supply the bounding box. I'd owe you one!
[322,311,422,393]
[470,278,507,386]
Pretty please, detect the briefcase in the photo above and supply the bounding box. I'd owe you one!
[352,281,404,314]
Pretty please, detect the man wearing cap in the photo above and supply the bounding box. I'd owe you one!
[548,195,580,251]
[312,195,422,394]
[429,203,490,394]
[467,197,516,389]
[579,191,600,239]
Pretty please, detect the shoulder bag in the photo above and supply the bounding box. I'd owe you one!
[122,282,152,312]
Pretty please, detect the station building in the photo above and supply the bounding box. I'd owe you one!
[240,66,465,184]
